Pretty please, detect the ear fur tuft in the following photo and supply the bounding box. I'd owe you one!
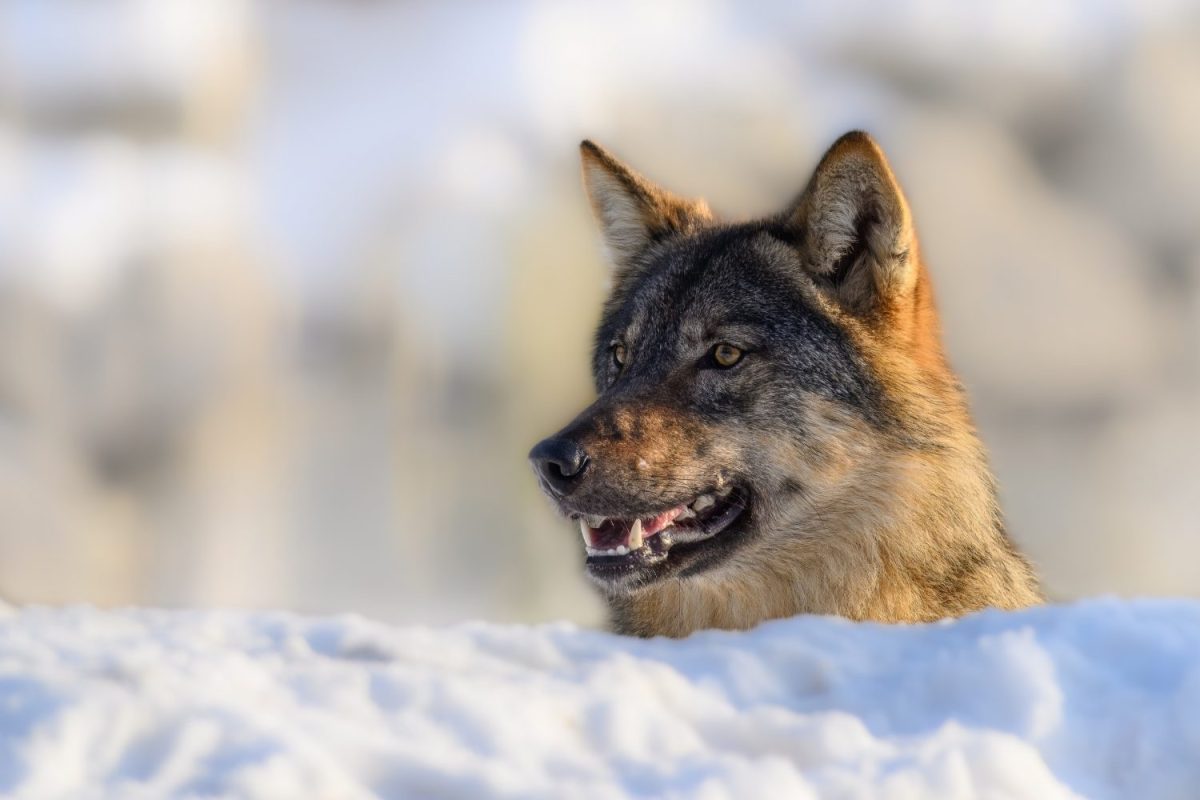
[790,131,917,314]
[580,141,712,275]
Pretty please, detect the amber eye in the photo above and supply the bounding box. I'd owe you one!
[712,343,743,368]
[612,344,627,367]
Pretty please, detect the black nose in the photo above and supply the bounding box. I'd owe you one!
[529,437,589,497]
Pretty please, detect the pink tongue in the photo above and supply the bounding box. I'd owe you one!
[643,504,687,537]
[587,504,690,550]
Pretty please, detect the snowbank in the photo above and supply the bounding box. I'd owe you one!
[0,600,1196,799]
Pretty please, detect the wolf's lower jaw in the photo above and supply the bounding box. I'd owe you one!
[575,486,746,563]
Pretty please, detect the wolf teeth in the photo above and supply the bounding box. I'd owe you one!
[628,518,644,550]
[579,519,592,547]
[692,494,715,512]
[586,546,628,557]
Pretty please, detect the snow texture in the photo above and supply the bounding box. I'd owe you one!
[0,599,1197,799]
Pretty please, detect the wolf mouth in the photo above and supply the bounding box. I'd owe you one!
[569,486,748,575]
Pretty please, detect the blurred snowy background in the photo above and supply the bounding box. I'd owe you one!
[0,0,1196,626]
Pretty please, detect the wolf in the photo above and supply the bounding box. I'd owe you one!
[529,131,1043,638]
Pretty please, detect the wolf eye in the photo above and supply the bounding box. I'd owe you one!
[711,343,744,368]
[612,344,627,367]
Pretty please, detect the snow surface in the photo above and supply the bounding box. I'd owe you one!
[0,600,1197,799]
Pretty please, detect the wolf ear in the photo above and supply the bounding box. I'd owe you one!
[580,140,713,276]
[788,131,917,315]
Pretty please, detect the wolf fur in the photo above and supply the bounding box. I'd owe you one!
[531,131,1043,638]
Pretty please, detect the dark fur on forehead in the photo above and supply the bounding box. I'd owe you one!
[591,221,889,426]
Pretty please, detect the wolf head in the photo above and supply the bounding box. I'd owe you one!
[530,132,961,600]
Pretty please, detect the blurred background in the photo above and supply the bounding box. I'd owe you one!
[0,1,1196,626]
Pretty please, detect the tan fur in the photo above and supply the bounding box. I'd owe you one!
[587,133,1042,638]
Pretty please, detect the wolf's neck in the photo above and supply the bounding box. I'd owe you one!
[863,434,1039,618]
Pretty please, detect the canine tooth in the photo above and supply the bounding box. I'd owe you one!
[628,519,644,550]
[692,494,715,512]
[579,519,592,546]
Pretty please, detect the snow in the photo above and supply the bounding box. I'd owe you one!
[0,600,1197,799]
